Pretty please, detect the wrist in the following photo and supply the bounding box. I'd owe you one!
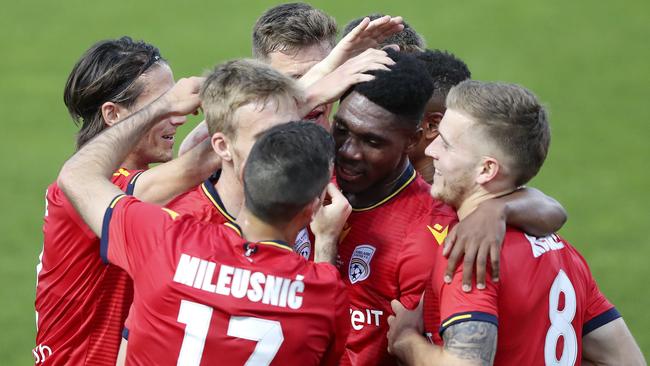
[392,328,422,360]
[483,196,507,221]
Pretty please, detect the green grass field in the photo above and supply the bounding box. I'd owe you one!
[1,0,648,364]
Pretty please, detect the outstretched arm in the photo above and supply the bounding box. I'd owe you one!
[443,187,567,291]
[582,318,646,366]
[133,138,220,205]
[57,77,203,236]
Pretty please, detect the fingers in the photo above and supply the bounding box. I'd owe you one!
[345,17,371,42]
[461,245,477,292]
[475,242,490,290]
[390,299,406,314]
[442,226,457,257]
[490,243,501,283]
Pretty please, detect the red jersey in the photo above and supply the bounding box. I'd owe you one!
[102,195,350,366]
[166,175,236,225]
[166,175,313,259]
[337,165,457,366]
[423,226,620,366]
[34,168,142,365]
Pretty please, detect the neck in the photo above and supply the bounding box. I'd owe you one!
[345,158,410,208]
[456,187,516,220]
[121,153,150,170]
[215,166,244,217]
[236,208,299,245]
[412,156,434,185]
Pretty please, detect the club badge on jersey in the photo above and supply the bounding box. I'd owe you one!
[293,228,311,260]
[349,245,376,284]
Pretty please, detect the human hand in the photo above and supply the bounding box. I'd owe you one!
[161,76,205,117]
[299,15,403,88]
[301,48,394,113]
[311,183,351,264]
[443,200,504,292]
[387,298,424,355]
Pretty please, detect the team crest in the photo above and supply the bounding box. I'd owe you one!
[293,228,312,260]
[348,244,376,284]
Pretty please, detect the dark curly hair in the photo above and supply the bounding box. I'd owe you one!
[415,49,471,101]
[342,48,433,128]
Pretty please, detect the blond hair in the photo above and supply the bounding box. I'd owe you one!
[200,59,303,138]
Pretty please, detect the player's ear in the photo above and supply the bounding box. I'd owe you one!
[101,101,122,127]
[423,112,443,140]
[476,156,500,184]
[211,132,232,162]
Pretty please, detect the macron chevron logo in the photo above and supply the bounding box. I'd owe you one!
[427,224,448,246]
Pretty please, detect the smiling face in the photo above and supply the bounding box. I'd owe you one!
[266,41,333,127]
[333,91,418,197]
[425,108,481,208]
[125,63,186,166]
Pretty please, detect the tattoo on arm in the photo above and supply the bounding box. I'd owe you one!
[443,321,498,366]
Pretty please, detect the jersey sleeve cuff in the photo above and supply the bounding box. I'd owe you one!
[439,311,498,335]
[583,307,621,336]
[100,194,128,264]
[125,171,145,195]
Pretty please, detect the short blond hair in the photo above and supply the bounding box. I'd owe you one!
[200,59,302,138]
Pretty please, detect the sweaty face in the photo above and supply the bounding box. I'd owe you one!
[266,41,333,128]
[229,97,300,178]
[333,92,415,194]
[425,108,479,208]
[127,63,186,165]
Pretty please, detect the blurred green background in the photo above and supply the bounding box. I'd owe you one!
[1,0,648,364]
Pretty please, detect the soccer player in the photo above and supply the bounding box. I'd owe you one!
[178,5,403,153]
[343,13,426,53]
[410,49,472,185]
[386,81,645,365]
[34,37,217,365]
[333,49,568,366]
[56,61,353,364]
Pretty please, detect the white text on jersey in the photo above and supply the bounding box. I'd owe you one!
[525,233,565,258]
[350,308,384,330]
[173,253,305,309]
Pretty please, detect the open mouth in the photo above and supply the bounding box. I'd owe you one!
[336,163,363,181]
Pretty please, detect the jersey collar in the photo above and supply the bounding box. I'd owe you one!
[351,163,417,212]
[223,222,293,252]
[200,171,236,223]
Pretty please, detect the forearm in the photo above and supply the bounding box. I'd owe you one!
[393,331,471,366]
[134,139,220,205]
[495,187,567,236]
[313,234,338,264]
[177,120,209,156]
[58,94,171,235]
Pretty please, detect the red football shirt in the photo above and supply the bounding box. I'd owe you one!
[423,226,620,366]
[103,195,350,366]
[337,165,458,366]
[166,175,313,259]
[34,168,142,365]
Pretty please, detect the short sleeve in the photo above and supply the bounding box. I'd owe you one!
[438,263,499,335]
[582,264,620,335]
[100,195,181,276]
